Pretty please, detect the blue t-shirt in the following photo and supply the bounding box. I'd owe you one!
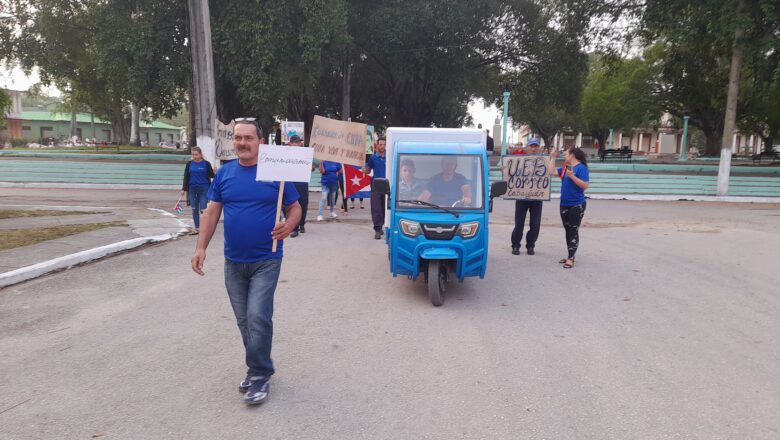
[558,163,589,207]
[207,161,300,263]
[366,153,386,178]
[188,160,210,187]
[320,161,342,187]
[426,173,469,206]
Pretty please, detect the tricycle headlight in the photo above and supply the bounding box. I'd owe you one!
[457,222,479,238]
[400,220,422,237]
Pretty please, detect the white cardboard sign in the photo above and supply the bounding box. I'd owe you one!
[255,144,314,183]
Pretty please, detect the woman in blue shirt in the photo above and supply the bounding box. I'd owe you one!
[180,146,215,233]
[318,160,342,221]
[550,147,590,269]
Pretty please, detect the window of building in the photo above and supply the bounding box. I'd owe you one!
[40,127,54,140]
[22,126,31,138]
[102,129,112,142]
[156,133,162,144]
[167,133,174,144]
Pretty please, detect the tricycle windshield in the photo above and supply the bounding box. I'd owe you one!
[395,154,484,210]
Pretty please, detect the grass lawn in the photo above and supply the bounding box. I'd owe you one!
[0,210,106,220]
[0,221,128,251]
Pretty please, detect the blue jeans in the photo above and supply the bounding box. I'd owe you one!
[224,258,282,377]
[318,183,338,217]
[188,184,209,228]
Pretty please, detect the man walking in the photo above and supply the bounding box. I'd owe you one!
[511,138,544,255]
[191,120,302,405]
[364,136,387,239]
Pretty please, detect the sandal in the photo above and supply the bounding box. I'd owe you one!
[562,259,574,269]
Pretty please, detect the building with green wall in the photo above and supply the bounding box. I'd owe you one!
[4,110,182,145]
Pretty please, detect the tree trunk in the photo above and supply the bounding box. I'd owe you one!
[187,84,196,148]
[109,110,130,144]
[130,103,141,146]
[69,106,78,141]
[704,132,722,156]
[717,0,745,196]
[341,48,352,121]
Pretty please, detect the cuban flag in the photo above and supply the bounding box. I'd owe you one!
[343,164,372,199]
[174,197,184,214]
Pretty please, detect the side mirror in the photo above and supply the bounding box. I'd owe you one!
[490,181,507,198]
[372,178,391,197]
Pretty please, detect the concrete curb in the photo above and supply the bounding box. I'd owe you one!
[0,208,191,289]
[583,194,780,204]
[0,233,183,288]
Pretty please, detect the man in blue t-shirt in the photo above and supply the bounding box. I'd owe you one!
[363,136,387,239]
[191,120,301,406]
[419,156,472,207]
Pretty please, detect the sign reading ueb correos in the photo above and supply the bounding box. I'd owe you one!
[502,155,552,201]
[255,145,314,183]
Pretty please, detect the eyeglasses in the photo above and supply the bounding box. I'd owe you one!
[234,117,256,122]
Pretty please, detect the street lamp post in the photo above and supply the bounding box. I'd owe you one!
[679,116,690,161]
[501,86,510,157]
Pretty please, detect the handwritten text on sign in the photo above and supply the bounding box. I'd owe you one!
[215,120,236,160]
[255,145,315,183]
[309,115,367,167]
[502,155,552,201]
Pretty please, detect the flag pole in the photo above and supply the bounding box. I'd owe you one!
[272,182,285,252]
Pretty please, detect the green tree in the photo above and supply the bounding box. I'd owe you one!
[0,89,11,129]
[504,11,589,148]
[639,0,779,155]
[1,0,189,144]
[579,54,660,149]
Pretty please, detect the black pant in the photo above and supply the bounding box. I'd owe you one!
[560,203,586,259]
[293,182,308,231]
[370,188,385,232]
[511,200,543,249]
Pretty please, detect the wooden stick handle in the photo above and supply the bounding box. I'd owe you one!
[272,182,285,252]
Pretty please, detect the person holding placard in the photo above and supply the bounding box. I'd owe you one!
[510,138,543,255]
[364,136,387,239]
[550,146,590,269]
[318,160,342,221]
[191,120,302,405]
[288,135,309,237]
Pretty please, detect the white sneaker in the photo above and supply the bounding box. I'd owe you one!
[317,215,324,221]
[330,212,338,218]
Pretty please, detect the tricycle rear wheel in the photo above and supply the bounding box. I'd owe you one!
[427,260,446,306]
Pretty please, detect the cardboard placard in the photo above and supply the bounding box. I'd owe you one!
[309,115,367,167]
[281,121,305,144]
[215,120,236,160]
[255,145,315,183]
[502,155,552,201]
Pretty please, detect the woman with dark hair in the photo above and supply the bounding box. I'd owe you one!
[550,147,590,268]
[180,146,215,233]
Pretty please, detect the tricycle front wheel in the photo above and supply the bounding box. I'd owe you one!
[427,260,446,307]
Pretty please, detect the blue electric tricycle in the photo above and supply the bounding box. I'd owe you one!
[373,128,507,306]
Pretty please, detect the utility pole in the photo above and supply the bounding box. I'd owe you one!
[187,0,218,165]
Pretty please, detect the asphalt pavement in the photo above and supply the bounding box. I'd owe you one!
[1,189,779,439]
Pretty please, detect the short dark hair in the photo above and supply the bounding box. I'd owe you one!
[235,120,264,140]
[567,147,588,166]
[400,158,415,170]
[377,136,386,142]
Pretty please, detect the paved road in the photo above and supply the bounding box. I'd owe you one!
[1,189,779,439]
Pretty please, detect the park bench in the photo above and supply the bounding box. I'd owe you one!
[751,151,780,165]
[599,148,633,162]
